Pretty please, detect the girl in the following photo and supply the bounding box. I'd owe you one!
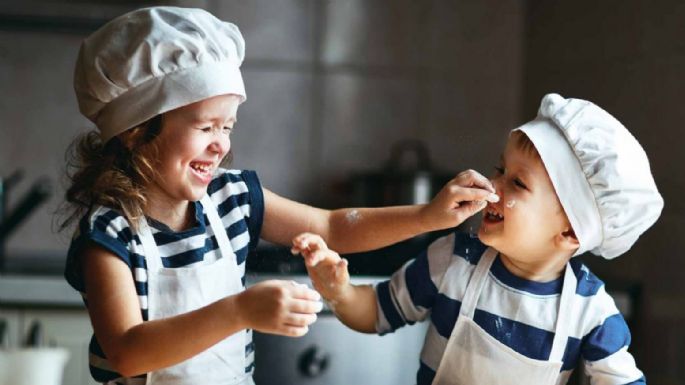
[61,6,499,385]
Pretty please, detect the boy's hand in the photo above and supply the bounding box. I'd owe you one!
[422,169,500,230]
[291,233,351,302]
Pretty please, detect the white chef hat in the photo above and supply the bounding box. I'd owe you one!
[74,6,246,143]
[514,93,663,259]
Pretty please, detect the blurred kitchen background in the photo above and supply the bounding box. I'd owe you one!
[0,0,683,384]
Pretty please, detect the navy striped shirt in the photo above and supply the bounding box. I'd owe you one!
[374,231,646,385]
[64,169,263,384]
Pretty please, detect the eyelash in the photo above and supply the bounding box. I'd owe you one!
[493,165,527,190]
[200,126,234,133]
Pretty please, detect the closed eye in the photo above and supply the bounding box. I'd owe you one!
[494,166,505,175]
[514,178,528,189]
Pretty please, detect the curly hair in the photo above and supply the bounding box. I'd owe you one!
[58,115,163,233]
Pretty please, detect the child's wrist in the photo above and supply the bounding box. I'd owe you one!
[417,204,437,232]
[324,283,354,304]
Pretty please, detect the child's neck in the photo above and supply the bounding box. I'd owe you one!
[499,252,571,282]
[144,188,194,232]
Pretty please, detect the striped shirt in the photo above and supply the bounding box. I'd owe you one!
[375,231,646,385]
[64,169,264,384]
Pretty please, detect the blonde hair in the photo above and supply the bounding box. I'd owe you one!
[510,130,540,159]
[58,115,162,232]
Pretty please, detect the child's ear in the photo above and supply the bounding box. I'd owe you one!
[556,227,580,252]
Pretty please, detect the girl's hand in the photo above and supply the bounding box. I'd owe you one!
[422,169,500,230]
[236,280,323,337]
[291,233,351,303]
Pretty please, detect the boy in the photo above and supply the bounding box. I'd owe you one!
[292,93,663,385]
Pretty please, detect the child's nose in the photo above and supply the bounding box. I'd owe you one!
[491,177,504,196]
[209,135,230,156]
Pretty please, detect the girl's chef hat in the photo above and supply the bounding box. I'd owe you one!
[74,6,246,142]
[514,93,663,259]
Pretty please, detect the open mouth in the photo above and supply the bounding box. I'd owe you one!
[189,161,214,182]
[483,204,504,224]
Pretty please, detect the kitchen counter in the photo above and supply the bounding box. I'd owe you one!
[0,274,83,307]
[0,272,383,310]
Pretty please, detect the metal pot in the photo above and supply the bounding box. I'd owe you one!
[348,140,453,206]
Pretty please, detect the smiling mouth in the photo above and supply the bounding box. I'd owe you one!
[189,161,214,179]
[483,205,504,223]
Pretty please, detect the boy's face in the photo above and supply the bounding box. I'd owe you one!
[478,134,575,261]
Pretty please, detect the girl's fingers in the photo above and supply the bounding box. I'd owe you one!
[449,186,499,204]
[456,170,496,193]
[289,298,324,314]
[284,313,318,327]
[282,325,309,337]
[288,282,322,301]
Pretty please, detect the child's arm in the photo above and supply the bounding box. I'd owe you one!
[291,233,378,332]
[262,169,498,253]
[292,232,454,335]
[580,296,646,384]
[83,244,322,377]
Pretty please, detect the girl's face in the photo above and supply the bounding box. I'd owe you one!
[477,135,573,262]
[148,94,240,204]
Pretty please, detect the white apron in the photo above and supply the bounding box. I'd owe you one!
[432,247,577,385]
[138,195,254,385]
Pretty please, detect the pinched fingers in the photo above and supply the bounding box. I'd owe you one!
[305,248,342,268]
[291,232,329,256]
[448,185,500,204]
[455,169,497,194]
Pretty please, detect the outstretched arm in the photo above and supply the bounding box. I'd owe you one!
[291,233,378,333]
[261,170,499,253]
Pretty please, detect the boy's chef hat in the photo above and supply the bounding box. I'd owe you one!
[74,6,246,142]
[514,93,663,259]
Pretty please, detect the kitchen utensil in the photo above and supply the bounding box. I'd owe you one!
[0,348,69,385]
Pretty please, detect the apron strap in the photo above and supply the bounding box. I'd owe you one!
[459,247,498,318]
[548,262,577,362]
[138,216,162,272]
[200,195,234,261]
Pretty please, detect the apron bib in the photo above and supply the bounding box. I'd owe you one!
[138,195,254,385]
[432,248,577,385]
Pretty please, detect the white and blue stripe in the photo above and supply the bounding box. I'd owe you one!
[375,231,646,385]
[64,169,263,384]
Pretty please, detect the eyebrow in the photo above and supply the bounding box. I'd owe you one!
[191,115,237,125]
[501,154,534,179]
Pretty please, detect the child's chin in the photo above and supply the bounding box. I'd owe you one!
[477,227,496,246]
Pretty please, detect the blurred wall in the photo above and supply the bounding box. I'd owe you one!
[0,0,524,255]
[525,1,685,384]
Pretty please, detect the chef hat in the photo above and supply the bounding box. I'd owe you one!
[514,93,663,259]
[74,6,246,142]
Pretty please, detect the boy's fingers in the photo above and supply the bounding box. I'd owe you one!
[306,249,337,267]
